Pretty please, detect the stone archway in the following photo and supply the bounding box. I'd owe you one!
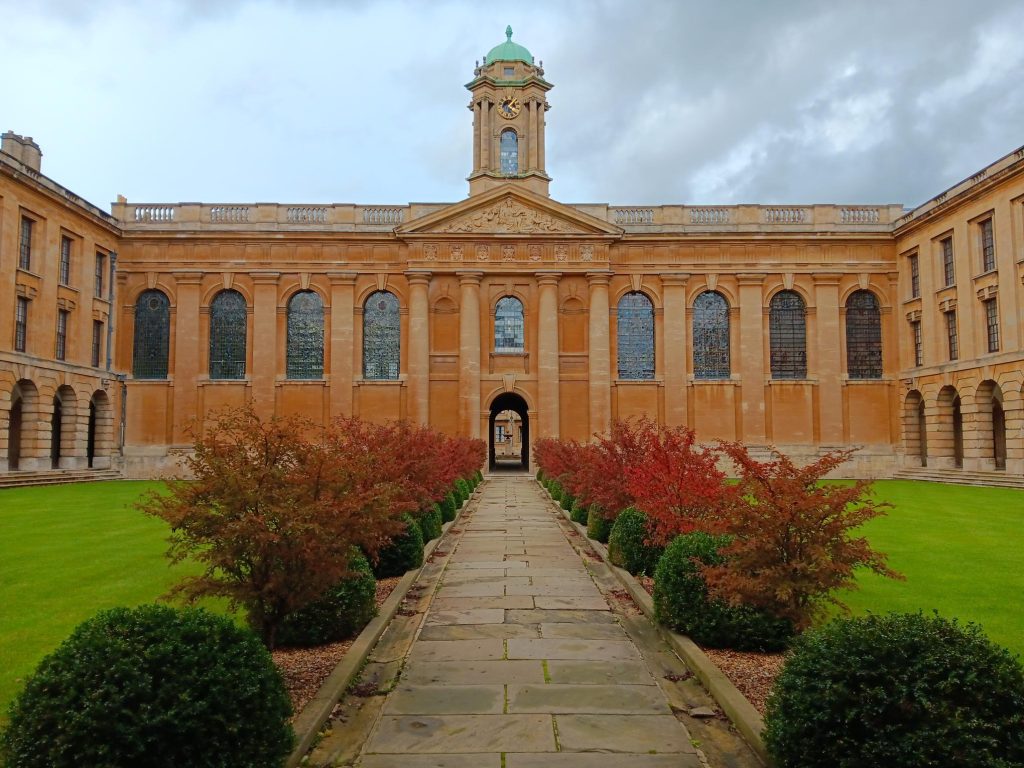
[7,380,40,471]
[488,392,529,472]
[87,390,114,470]
[903,390,927,467]
[933,385,962,469]
[971,380,1006,471]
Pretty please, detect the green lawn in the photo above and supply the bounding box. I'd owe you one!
[0,481,214,721]
[836,480,1024,658]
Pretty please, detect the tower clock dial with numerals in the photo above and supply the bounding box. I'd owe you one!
[498,97,522,119]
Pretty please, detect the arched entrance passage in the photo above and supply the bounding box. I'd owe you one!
[87,390,114,470]
[8,397,23,471]
[7,379,39,471]
[488,392,529,472]
[904,390,927,467]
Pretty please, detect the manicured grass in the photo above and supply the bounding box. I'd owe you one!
[0,481,218,721]
[838,480,1024,659]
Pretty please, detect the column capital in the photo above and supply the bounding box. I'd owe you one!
[586,271,614,286]
[327,271,358,286]
[535,271,562,286]
[457,271,484,285]
[405,270,433,286]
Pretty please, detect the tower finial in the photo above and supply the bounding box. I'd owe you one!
[506,25,513,41]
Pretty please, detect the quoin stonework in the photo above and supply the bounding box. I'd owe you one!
[2,29,1022,479]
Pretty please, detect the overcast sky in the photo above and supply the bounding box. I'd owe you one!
[2,0,1022,210]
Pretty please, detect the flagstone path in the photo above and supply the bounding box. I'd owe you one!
[310,476,761,768]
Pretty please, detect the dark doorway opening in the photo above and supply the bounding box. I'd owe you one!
[87,400,97,469]
[50,396,63,469]
[917,400,928,468]
[8,398,23,471]
[489,392,529,472]
[993,401,1006,471]
[952,395,963,468]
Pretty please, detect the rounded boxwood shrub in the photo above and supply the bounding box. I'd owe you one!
[569,498,589,525]
[536,469,545,482]
[764,612,1024,768]
[586,505,613,543]
[560,490,575,511]
[277,550,377,646]
[474,469,483,484]
[608,507,663,576]
[417,505,443,542]
[455,477,471,503]
[653,532,793,652]
[1,605,292,768]
[372,513,424,578]
[550,483,562,503]
[439,493,457,523]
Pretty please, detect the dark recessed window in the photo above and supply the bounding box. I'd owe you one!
[55,309,69,360]
[132,290,170,379]
[59,236,72,286]
[92,320,103,368]
[945,310,958,361]
[770,290,807,379]
[15,296,29,352]
[617,291,654,380]
[363,290,400,380]
[287,290,325,380]
[500,129,518,175]
[985,299,999,353]
[912,320,923,367]
[209,289,247,379]
[95,252,106,298]
[845,290,882,379]
[692,291,730,379]
[941,237,955,287]
[19,217,33,271]
[980,218,995,273]
[909,253,920,298]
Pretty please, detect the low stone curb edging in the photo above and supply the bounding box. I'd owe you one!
[545,485,772,767]
[286,489,480,768]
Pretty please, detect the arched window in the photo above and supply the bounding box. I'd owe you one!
[769,290,807,379]
[363,290,400,380]
[132,290,170,379]
[495,296,525,352]
[286,290,324,379]
[693,291,730,379]
[500,129,518,175]
[209,289,247,379]
[846,290,882,379]
[617,292,654,380]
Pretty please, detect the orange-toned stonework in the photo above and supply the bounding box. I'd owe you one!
[2,32,1022,479]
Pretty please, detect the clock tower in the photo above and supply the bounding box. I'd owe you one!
[466,27,552,197]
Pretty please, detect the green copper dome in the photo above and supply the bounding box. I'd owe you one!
[485,26,533,65]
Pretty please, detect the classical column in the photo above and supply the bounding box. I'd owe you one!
[480,99,491,171]
[171,271,202,444]
[328,271,356,419]
[587,271,613,438]
[537,272,561,439]
[251,271,280,417]
[737,273,767,444]
[472,101,481,172]
[661,274,690,428]
[814,275,843,444]
[458,272,483,438]
[406,270,432,425]
[528,100,539,170]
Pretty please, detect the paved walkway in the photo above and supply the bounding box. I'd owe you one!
[312,476,760,767]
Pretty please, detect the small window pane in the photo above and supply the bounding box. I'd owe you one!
[980,219,995,273]
[132,290,170,379]
[15,297,28,352]
[92,320,103,368]
[59,236,72,286]
[769,290,807,379]
[942,237,955,286]
[209,289,247,379]
[945,311,958,361]
[95,252,106,298]
[363,290,400,380]
[909,254,919,298]
[55,309,68,361]
[985,299,999,353]
[500,129,518,175]
[287,291,324,379]
[693,291,730,379]
[846,290,882,379]
[495,296,525,352]
[912,321,923,367]
[19,217,32,271]
[617,292,654,380]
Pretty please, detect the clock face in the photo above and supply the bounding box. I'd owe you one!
[498,97,522,119]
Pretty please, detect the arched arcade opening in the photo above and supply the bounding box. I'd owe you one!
[488,392,529,472]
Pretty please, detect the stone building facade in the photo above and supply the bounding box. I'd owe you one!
[2,30,1022,478]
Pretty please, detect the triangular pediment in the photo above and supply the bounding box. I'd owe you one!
[397,186,623,237]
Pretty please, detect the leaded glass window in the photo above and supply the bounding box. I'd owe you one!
[287,290,324,379]
[495,296,525,352]
[945,310,958,361]
[845,290,882,379]
[617,292,654,380]
[941,237,955,286]
[132,290,170,379]
[980,218,995,273]
[500,129,518,175]
[769,290,807,379]
[985,298,999,353]
[693,291,730,379]
[209,289,247,379]
[363,290,399,380]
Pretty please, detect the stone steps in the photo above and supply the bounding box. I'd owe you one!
[892,467,1024,490]
[0,468,123,490]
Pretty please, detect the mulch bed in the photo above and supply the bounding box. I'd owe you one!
[272,576,402,716]
[634,573,784,715]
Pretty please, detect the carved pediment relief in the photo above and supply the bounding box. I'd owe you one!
[439,197,583,234]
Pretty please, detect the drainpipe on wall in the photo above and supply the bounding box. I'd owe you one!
[118,374,127,454]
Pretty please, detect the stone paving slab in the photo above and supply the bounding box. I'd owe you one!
[430,595,535,610]
[539,622,627,640]
[506,754,700,767]
[407,639,504,662]
[424,608,506,625]
[545,659,656,685]
[507,684,670,714]
[506,638,640,661]
[554,714,698,753]
[361,755,501,768]
[383,684,505,715]
[402,660,545,685]
[418,623,539,641]
[535,595,611,610]
[365,714,556,753]
[505,608,614,624]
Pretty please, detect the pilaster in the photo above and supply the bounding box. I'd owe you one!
[737,273,767,443]
[406,270,432,425]
[458,272,483,438]
[251,271,280,416]
[328,271,357,419]
[661,274,690,428]
[587,272,613,438]
[814,275,843,443]
[537,271,561,439]
[171,271,202,442]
